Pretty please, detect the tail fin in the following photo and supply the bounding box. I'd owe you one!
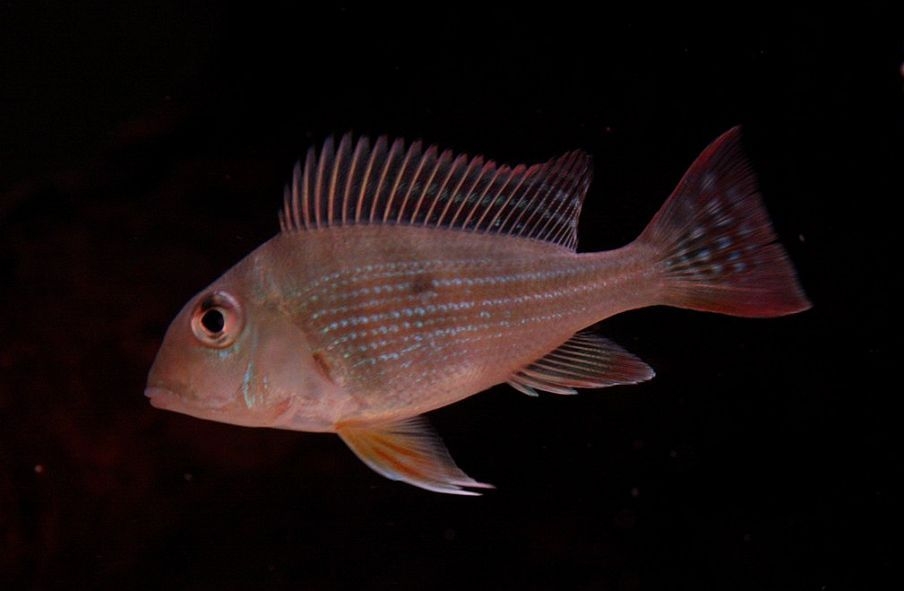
[638,127,811,317]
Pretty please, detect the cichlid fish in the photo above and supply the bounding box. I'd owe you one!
[146,127,810,494]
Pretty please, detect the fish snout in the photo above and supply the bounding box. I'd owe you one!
[144,385,176,409]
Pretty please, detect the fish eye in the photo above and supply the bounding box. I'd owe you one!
[201,308,225,333]
[190,291,244,348]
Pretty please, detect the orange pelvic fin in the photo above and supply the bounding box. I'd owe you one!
[337,416,494,495]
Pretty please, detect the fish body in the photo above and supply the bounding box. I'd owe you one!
[146,128,810,494]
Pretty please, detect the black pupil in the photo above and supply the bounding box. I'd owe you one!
[201,308,226,334]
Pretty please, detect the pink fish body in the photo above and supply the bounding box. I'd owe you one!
[146,128,810,494]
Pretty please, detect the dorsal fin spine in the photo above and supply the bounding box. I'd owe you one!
[423,152,466,226]
[343,136,367,224]
[329,135,351,225]
[470,164,510,230]
[438,155,481,228]
[279,186,289,232]
[550,154,583,242]
[525,159,561,242]
[461,164,506,230]
[357,136,384,223]
[281,134,592,250]
[449,158,493,228]
[444,159,478,228]
[519,162,551,241]
[396,144,435,224]
[410,148,451,223]
[315,137,334,228]
[481,163,528,233]
[287,163,300,231]
[301,150,315,230]
[535,154,576,241]
[496,163,540,239]
[385,140,421,223]
[372,138,403,223]
[381,140,408,223]
[538,152,581,245]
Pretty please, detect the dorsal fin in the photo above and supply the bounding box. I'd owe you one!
[279,134,593,251]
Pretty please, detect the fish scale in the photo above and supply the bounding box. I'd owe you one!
[147,128,810,494]
[253,225,659,417]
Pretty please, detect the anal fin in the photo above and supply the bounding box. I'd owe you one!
[336,416,493,496]
[508,332,654,396]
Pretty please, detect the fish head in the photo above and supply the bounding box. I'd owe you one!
[145,283,265,425]
[145,270,339,431]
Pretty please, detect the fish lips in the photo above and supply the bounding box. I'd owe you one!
[144,383,249,424]
[144,385,216,421]
[144,385,178,410]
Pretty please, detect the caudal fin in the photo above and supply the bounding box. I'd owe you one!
[638,127,811,317]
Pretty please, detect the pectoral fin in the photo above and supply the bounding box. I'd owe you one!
[336,416,494,496]
[508,331,654,396]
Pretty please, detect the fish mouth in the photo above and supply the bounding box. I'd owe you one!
[144,385,177,409]
[144,383,234,421]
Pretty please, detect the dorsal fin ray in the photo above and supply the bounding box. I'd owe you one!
[280,133,593,251]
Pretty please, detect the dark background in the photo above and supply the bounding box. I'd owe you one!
[1,4,898,589]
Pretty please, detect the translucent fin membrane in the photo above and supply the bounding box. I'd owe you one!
[280,134,593,251]
[509,332,654,396]
[337,416,494,496]
[639,127,811,317]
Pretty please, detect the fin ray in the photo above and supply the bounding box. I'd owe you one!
[508,332,654,396]
[282,134,593,250]
[337,416,493,495]
[639,127,811,317]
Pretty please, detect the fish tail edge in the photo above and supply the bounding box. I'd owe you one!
[638,127,811,318]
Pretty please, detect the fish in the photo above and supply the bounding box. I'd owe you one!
[145,127,811,495]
